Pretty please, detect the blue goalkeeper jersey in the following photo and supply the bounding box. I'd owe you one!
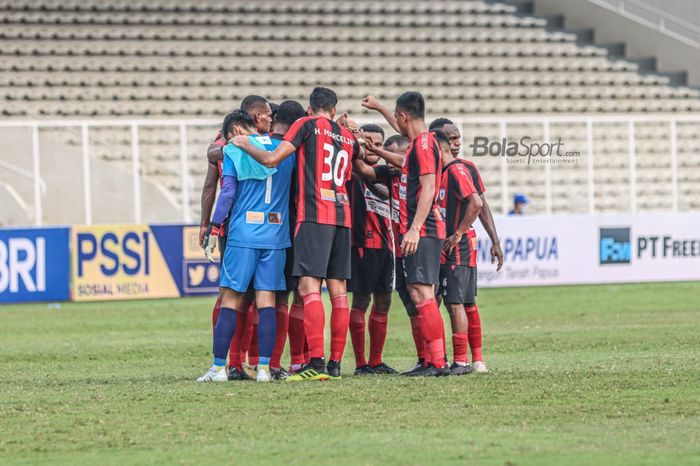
[222,135,295,250]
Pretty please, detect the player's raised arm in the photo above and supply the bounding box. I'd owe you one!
[361,95,401,134]
[367,143,405,168]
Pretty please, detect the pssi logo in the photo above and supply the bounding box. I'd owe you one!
[599,227,631,265]
[76,231,150,277]
[0,237,45,292]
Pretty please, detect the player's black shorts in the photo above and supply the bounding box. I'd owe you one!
[283,247,297,292]
[401,237,443,286]
[395,256,418,317]
[438,264,477,305]
[348,247,393,295]
[293,222,351,280]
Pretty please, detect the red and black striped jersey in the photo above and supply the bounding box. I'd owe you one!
[284,116,358,228]
[213,131,226,184]
[438,160,478,266]
[399,131,446,239]
[460,159,486,195]
[374,165,402,257]
[348,172,393,251]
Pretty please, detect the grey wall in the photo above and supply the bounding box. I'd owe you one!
[530,0,700,86]
[634,0,700,26]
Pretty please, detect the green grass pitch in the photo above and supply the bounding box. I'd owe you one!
[1,282,699,465]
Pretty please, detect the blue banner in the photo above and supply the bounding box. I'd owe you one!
[0,227,71,303]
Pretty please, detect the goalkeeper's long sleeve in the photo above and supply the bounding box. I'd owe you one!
[211,175,238,226]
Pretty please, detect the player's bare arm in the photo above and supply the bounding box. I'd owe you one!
[445,193,483,255]
[361,95,401,133]
[231,136,295,168]
[367,143,405,168]
[206,143,223,164]
[478,195,503,271]
[199,162,219,247]
[365,181,389,200]
[352,157,378,182]
[401,173,436,256]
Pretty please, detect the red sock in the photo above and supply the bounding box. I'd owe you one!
[409,315,427,364]
[288,303,305,365]
[441,317,447,362]
[368,307,388,367]
[238,304,255,365]
[270,303,289,369]
[303,337,310,364]
[349,308,367,367]
[302,292,325,359]
[416,298,447,368]
[248,308,260,366]
[330,294,350,362]
[211,296,222,332]
[465,304,483,362]
[452,332,469,364]
[228,305,249,370]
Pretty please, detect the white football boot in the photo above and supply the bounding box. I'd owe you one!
[256,365,272,383]
[471,361,489,374]
[196,366,228,382]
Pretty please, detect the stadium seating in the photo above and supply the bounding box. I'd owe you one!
[0,0,698,224]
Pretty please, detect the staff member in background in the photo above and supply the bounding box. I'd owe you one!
[509,194,528,216]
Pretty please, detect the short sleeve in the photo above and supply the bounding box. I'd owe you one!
[213,131,226,148]
[415,133,439,176]
[452,165,477,201]
[465,161,485,194]
[222,145,239,178]
[283,117,311,149]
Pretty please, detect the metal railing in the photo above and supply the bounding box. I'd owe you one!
[0,114,698,226]
[594,0,700,48]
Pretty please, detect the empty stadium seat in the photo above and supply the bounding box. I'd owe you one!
[0,0,698,223]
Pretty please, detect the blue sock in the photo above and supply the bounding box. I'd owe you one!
[213,306,237,366]
[257,306,276,366]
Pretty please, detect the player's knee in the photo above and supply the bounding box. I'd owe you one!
[397,287,417,316]
[276,291,290,305]
[447,303,463,315]
[297,276,322,297]
[220,287,243,310]
[372,293,392,313]
[255,290,276,308]
[351,293,371,311]
[407,284,432,305]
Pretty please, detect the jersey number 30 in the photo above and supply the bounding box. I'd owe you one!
[322,143,349,187]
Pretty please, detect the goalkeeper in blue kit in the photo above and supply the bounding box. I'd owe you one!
[197,109,295,383]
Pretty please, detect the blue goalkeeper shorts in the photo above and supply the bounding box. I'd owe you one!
[220,246,286,293]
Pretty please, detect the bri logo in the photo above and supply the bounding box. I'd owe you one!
[599,227,631,265]
[0,237,45,293]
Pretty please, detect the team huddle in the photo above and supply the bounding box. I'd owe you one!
[196,87,504,383]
